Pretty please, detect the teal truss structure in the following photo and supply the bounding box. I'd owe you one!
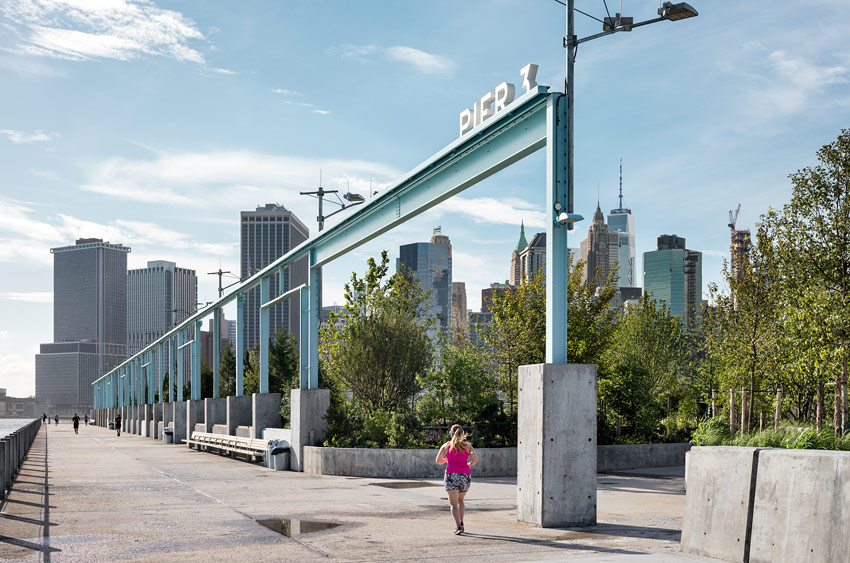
[92,85,574,409]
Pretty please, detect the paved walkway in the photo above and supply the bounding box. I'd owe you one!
[0,424,722,562]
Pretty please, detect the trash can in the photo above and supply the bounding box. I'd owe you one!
[163,426,174,444]
[266,440,290,471]
[108,422,115,430]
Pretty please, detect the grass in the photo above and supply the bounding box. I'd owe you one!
[691,417,850,451]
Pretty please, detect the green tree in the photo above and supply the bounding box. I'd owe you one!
[320,251,433,416]
[772,129,850,435]
[706,221,780,433]
[218,343,236,397]
[269,328,300,426]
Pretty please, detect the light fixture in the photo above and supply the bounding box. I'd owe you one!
[557,212,584,225]
[343,192,365,203]
[658,2,698,21]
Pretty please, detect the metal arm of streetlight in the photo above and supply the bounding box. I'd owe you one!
[300,182,365,232]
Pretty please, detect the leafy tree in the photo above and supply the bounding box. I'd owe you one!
[706,222,780,432]
[772,129,850,435]
[269,328,300,426]
[218,343,236,397]
[320,251,433,416]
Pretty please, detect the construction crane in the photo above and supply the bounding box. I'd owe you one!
[728,203,740,231]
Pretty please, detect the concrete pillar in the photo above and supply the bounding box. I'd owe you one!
[142,404,151,437]
[186,399,205,442]
[252,393,282,439]
[152,403,162,439]
[226,395,252,436]
[171,401,187,445]
[204,397,227,433]
[0,439,6,498]
[517,363,597,527]
[290,389,330,472]
[162,401,173,430]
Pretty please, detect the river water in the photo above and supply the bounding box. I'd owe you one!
[0,418,37,439]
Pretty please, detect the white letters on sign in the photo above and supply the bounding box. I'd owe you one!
[459,64,539,137]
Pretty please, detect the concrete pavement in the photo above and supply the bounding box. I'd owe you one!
[0,424,723,562]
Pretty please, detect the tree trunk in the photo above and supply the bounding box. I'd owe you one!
[741,387,749,435]
[816,381,824,432]
[711,389,716,418]
[835,373,842,437]
[730,388,737,437]
[749,367,755,434]
[774,387,782,430]
[842,346,848,434]
[759,411,764,432]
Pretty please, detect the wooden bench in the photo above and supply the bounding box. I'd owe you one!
[183,431,268,462]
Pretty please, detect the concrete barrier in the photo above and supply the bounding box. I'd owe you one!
[303,446,517,478]
[302,442,691,479]
[598,443,691,473]
[681,446,850,563]
[1,419,41,499]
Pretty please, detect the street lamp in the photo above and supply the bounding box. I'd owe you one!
[562,1,698,228]
[300,178,366,232]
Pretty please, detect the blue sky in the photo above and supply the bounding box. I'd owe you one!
[2,1,849,397]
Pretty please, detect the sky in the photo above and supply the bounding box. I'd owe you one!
[1,0,849,398]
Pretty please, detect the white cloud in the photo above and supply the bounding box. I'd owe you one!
[1,0,206,64]
[1,129,59,143]
[331,44,455,74]
[440,196,548,228]
[273,88,302,96]
[0,291,52,303]
[312,109,331,115]
[210,67,236,75]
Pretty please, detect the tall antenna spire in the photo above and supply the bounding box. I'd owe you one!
[618,155,623,210]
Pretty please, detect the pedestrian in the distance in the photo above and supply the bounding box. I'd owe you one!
[84,414,89,425]
[54,414,59,425]
[42,413,47,423]
[435,424,479,535]
[72,413,80,434]
[115,413,122,437]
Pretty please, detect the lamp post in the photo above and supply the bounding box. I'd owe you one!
[563,1,698,224]
[300,180,365,232]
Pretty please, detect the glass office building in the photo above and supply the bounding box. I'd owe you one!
[643,234,702,326]
[398,228,452,334]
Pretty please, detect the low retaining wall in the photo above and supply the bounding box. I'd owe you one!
[303,446,517,478]
[597,443,691,472]
[682,446,850,563]
[303,442,691,479]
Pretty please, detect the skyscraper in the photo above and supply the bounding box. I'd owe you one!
[607,158,637,288]
[643,234,703,326]
[509,222,529,285]
[35,238,130,408]
[240,204,309,351]
[127,260,197,355]
[580,203,619,288]
[398,227,452,334]
[451,281,468,337]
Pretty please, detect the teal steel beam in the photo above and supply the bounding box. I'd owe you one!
[260,276,270,394]
[168,337,174,403]
[177,329,184,402]
[158,344,164,404]
[236,294,245,396]
[546,93,568,364]
[93,87,558,403]
[213,309,220,398]
[299,285,310,389]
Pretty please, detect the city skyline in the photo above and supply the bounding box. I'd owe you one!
[3,2,849,396]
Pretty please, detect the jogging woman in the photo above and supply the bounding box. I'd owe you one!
[435,424,478,535]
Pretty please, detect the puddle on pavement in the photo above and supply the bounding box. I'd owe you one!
[256,518,341,537]
[369,481,441,489]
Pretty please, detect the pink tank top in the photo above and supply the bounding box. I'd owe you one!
[445,443,471,474]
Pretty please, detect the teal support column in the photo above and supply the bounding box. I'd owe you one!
[260,276,270,394]
[308,251,319,389]
[236,293,245,396]
[212,308,221,398]
[177,329,184,402]
[168,337,175,403]
[191,320,201,400]
[148,352,155,404]
[137,357,143,405]
[158,344,164,403]
[545,93,569,364]
[300,285,310,389]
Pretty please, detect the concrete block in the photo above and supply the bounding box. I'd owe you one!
[186,399,204,442]
[517,363,597,527]
[290,389,330,472]
[211,424,228,435]
[749,449,850,563]
[152,403,162,440]
[141,404,151,437]
[597,443,691,473]
[262,428,292,443]
[226,395,252,436]
[681,446,759,562]
[204,398,227,433]
[162,401,173,428]
[252,392,282,439]
[171,401,187,445]
[235,426,252,438]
